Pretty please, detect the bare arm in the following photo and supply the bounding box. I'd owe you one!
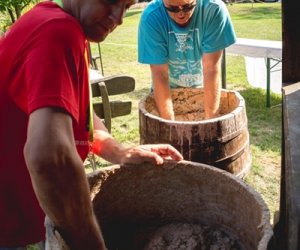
[24,108,106,250]
[151,64,175,120]
[202,50,223,119]
[91,113,183,164]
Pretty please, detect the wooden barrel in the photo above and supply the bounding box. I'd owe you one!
[45,161,273,250]
[139,88,251,178]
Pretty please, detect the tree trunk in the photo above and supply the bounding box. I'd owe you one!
[7,8,16,24]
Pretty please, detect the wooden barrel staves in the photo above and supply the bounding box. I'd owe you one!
[139,88,252,178]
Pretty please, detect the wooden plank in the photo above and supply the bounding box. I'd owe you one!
[90,75,135,132]
[273,1,300,249]
[275,82,300,250]
[91,75,135,97]
[93,101,132,119]
[282,0,300,85]
[98,82,112,132]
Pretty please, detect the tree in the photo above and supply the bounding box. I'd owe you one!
[0,0,38,24]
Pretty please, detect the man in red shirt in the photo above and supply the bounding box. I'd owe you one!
[0,0,183,249]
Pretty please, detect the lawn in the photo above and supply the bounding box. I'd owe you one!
[89,2,282,223]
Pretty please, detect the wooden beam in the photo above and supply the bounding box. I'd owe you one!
[274,1,300,249]
[282,0,300,85]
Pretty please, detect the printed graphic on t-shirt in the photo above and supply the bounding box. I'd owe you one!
[174,32,194,52]
[169,59,202,87]
[168,28,203,88]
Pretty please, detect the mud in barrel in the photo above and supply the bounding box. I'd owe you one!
[139,88,251,178]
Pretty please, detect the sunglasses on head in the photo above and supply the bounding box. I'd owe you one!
[164,2,196,13]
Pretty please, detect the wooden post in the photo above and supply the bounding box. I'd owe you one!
[273,0,300,249]
[282,0,300,85]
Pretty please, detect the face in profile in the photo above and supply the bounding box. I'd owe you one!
[163,0,196,26]
[76,0,136,42]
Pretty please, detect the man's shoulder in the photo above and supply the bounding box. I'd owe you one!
[2,2,85,57]
[202,0,227,9]
[141,0,164,19]
[3,2,81,38]
[19,2,81,32]
[21,2,84,41]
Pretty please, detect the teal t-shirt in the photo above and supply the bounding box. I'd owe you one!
[138,0,236,88]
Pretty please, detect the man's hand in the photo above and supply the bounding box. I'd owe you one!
[91,120,183,166]
[120,144,183,165]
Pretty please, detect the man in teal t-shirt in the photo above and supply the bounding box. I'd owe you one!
[138,0,236,120]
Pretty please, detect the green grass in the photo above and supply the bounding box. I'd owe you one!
[228,3,281,40]
[90,2,282,221]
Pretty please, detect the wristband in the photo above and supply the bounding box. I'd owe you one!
[90,139,103,155]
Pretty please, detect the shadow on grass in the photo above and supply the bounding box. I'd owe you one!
[127,86,151,101]
[240,87,282,108]
[240,87,282,152]
[125,9,143,18]
[230,5,281,20]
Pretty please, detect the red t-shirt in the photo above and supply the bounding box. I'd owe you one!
[0,2,90,247]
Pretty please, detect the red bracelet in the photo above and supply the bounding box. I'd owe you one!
[90,139,103,155]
